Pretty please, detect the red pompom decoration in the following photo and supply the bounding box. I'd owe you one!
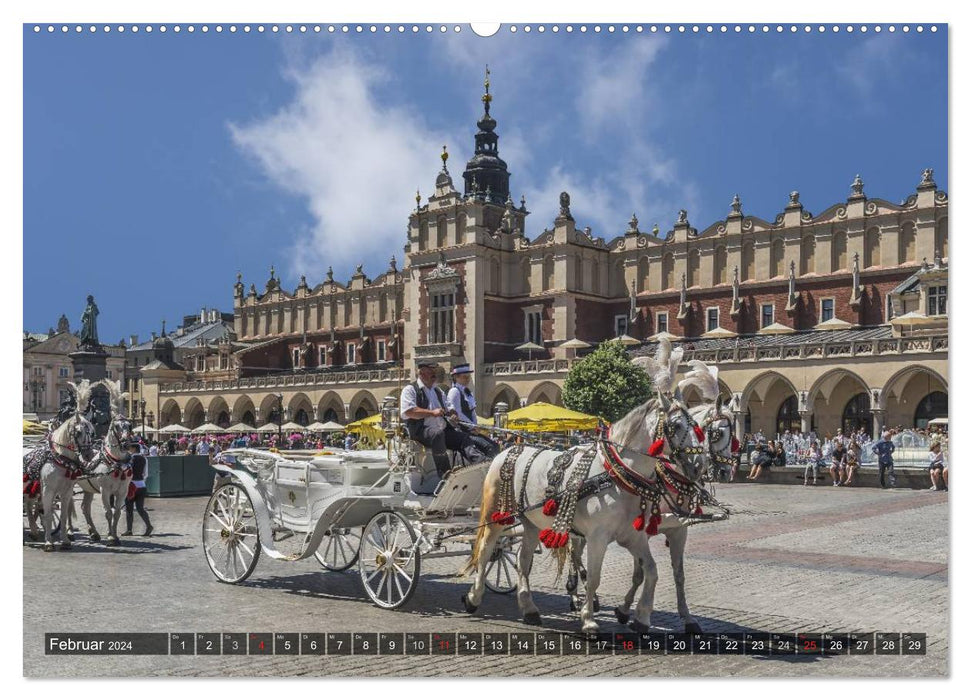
[645,514,662,536]
[491,511,515,525]
[632,514,645,531]
[693,425,705,443]
[556,532,569,548]
[23,473,28,482]
[29,481,40,497]
[731,437,740,453]
[694,506,703,516]
[647,439,665,457]
[542,499,558,516]
[539,528,554,546]
[112,470,119,479]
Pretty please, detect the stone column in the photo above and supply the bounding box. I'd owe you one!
[799,411,812,435]
[344,403,352,421]
[870,409,886,441]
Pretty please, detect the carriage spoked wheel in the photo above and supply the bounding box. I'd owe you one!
[314,527,363,571]
[359,511,421,609]
[484,535,520,594]
[202,483,262,583]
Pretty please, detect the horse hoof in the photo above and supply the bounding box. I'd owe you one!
[60,542,72,551]
[523,612,543,626]
[43,543,54,552]
[581,623,599,637]
[614,608,630,625]
[89,532,101,542]
[460,594,478,615]
[105,538,118,547]
[684,621,703,635]
[630,619,651,634]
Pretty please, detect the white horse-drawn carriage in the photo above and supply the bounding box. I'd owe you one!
[203,400,520,608]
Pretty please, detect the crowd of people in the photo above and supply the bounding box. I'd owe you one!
[740,425,948,490]
[131,430,352,460]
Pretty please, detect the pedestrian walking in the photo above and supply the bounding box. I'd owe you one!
[122,442,153,537]
[872,431,896,488]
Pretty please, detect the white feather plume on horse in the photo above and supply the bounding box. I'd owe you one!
[632,337,684,394]
[99,379,128,415]
[677,360,720,402]
[67,379,93,408]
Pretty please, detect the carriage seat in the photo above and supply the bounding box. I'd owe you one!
[405,439,469,496]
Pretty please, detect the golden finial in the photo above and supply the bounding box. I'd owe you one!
[441,144,449,165]
[482,65,492,112]
[415,188,421,207]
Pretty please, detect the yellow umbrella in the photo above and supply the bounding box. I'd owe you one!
[345,413,385,445]
[505,402,603,432]
[23,419,47,435]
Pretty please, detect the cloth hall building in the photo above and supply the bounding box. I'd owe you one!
[141,80,949,440]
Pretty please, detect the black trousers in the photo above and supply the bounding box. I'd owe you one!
[125,487,152,532]
[413,422,493,477]
[878,461,895,488]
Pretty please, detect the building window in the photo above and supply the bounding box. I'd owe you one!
[761,303,774,329]
[58,367,69,378]
[525,310,542,345]
[706,307,719,332]
[429,291,455,344]
[656,312,668,335]
[928,285,947,316]
[106,370,113,379]
[614,315,629,337]
[293,349,300,367]
[377,340,386,362]
[820,298,835,322]
[33,367,43,376]
[346,343,356,365]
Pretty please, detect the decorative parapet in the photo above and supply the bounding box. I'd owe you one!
[159,366,410,394]
[482,358,575,377]
[414,343,463,359]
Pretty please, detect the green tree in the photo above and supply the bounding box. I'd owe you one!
[562,340,653,423]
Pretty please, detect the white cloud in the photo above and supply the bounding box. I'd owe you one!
[228,48,460,282]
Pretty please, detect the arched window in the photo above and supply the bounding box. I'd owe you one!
[436,216,447,248]
[575,255,585,291]
[662,253,675,290]
[741,240,755,281]
[899,222,916,264]
[419,220,429,249]
[216,410,230,428]
[842,393,873,435]
[913,391,947,429]
[455,213,467,245]
[935,217,948,259]
[294,408,310,426]
[864,228,880,268]
[713,246,728,285]
[354,406,370,421]
[832,230,848,271]
[800,235,816,275]
[687,249,700,287]
[776,395,800,435]
[322,407,339,424]
[637,256,650,293]
[771,238,785,278]
[542,255,554,291]
[241,410,255,426]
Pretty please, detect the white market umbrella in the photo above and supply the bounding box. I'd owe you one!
[758,322,796,335]
[225,422,256,433]
[646,330,682,342]
[613,334,641,346]
[191,422,222,435]
[515,341,544,360]
[280,421,306,432]
[257,422,281,434]
[560,337,592,359]
[814,317,854,331]
[158,423,189,434]
[702,326,737,339]
[316,420,346,432]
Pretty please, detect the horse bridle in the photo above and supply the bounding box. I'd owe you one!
[49,413,94,469]
[701,411,737,471]
[98,417,132,466]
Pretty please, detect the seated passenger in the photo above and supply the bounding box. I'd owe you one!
[400,361,481,480]
[445,364,501,464]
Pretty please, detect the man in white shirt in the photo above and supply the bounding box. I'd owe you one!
[400,361,472,478]
[197,438,210,456]
[446,364,500,461]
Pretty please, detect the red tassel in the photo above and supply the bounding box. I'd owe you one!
[647,439,665,457]
[491,511,514,525]
[539,528,555,547]
[30,482,40,497]
[645,514,662,536]
[693,425,705,442]
[632,514,645,531]
[23,484,29,495]
[23,473,28,482]
[694,506,703,516]
[731,436,740,453]
[542,499,558,516]
[556,532,569,548]
[112,470,119,479]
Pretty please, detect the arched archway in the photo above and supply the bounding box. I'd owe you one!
[741,371,799,436]
[259,394,284,426]
[883,365,948,429]
[287,392,314,426]
[206,396,231,428]
[317,391,346,424]
[913,391,947,428]
[232,395,256,425]
[183,398,205,429]
[807,368,870,437]
[527,381,563,406]
[832,230,848,271]
[159,399,182,428]
[842,393,872,435]
[777,395,800,435]
[349,390,378,421]
[489,384,521,415]
[770,238,785,278]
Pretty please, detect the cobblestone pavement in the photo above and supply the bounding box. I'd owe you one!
[23,483,948,678]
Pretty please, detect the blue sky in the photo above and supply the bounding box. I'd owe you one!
[24,25,947,343]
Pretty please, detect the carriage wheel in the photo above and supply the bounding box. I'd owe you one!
[484,535,519,594]
[202,483,261,584]
[359,511,420,609]
[314,527,363,571]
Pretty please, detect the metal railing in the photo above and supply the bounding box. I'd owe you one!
[160,366,410,394]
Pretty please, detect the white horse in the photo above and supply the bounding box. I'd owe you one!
[23,381,97,552]
[463,383,713,632]
[77,380,133,545]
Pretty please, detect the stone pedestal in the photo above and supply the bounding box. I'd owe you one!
[70,346,111,437]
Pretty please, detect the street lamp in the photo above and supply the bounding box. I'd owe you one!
[140,399,147,440]
[276,393,284,446]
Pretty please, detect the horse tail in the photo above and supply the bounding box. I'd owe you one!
[461,456,501,577]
